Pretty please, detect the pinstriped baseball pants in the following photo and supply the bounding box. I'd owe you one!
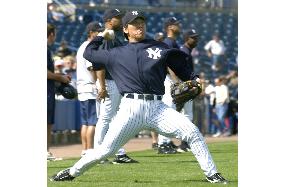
[70,96,218,177]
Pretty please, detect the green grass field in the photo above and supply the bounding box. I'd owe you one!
[48,141,237,187]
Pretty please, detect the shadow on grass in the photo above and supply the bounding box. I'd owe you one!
[75,178,239,184]
[174,178,238,184]
[48,166,72,169]
[208,150,237,154]
[148,160,198,164]
[133,153,193,158]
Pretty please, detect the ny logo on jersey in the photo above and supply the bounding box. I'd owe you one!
[132,11,138,15]
[146,48,162,59]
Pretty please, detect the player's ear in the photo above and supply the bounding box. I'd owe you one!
[123,26,128,34]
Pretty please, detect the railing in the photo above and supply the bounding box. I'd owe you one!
[49,0,238,12]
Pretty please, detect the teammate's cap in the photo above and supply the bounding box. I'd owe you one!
[122,10,146,28]
[86,21,104,33]
[103,9,123,22]
[164,17,180,28]
[184,29,199,38]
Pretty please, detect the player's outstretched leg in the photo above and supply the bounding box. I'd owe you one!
[50,99,142,181]
[148,102,228,184]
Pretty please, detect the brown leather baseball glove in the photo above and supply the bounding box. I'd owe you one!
[171,80,202,112]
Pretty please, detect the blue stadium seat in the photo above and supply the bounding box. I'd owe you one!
[50,9,238,80]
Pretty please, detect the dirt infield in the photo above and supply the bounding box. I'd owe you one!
[50,135,237,159]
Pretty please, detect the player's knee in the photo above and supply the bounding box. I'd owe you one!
[182,126,202,143]
[96,146,117,160]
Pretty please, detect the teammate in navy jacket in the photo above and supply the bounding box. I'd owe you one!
[47,24,71,160]
[93,8,138,164]
[158,16,184,154]
[51,10,227,184]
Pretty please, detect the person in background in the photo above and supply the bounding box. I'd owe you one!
[177,28,199,151]
[93,8,138,164]
[156,16,182,154]
[204,33,226,73]
[47,23,71,160]
[76,21,104,156]
[57,40,73,58]
[151,31,165,150]
[212,77,229,137]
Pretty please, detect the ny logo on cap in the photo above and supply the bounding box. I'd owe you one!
[172,17,177,21]
[146,48,162,60]
[115,9,120,12]
[132,11,138,15]
[192,29,196,33]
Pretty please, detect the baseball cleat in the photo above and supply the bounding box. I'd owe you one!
[206,173,228,184]
[176,141,191,153]
[157,143,177,154]
[152,143,158,150]
[168,141,178,149]
[50,168,75,182]
[47,152,56,161]
[112,154,138,164]
[212,131,222,138]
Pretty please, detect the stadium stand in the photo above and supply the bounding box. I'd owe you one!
[48,1,238,138]
[48,7,237,77]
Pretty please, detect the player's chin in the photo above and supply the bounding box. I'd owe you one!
[135,33,145,40]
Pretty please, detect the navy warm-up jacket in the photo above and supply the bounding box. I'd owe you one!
[83,36,198,95]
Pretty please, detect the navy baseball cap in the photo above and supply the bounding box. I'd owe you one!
[122,10,146,28]
[164,17,180,28]
[86,21,104,33]
[183,29,199,38]
[103,9,123,22]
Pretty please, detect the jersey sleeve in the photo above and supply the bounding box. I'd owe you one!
[164,49,198,81]
[83,36,111,70]
[204,40,211,51]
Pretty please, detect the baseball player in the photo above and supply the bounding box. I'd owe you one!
[50,10,227,184]
[177,28,200,152]
[93,9,138,164]
[151,32,165,150]
[76,21,104,156]
[158,17,191,153]
[47,24,71,160]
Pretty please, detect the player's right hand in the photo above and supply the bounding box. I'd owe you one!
[60,75,71,84]
[98,29,114,40]
[98,88,109,102]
